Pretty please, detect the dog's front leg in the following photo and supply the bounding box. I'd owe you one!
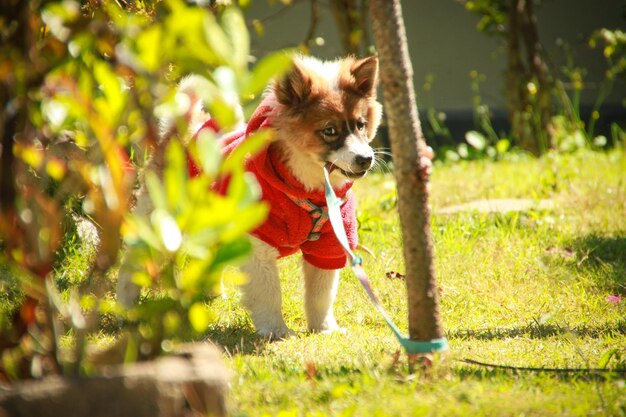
[240,237,295,339]
[303,260,343,334]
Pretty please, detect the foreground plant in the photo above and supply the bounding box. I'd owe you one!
[0,0,290,380]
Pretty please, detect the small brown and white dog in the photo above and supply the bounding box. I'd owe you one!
[118,55,383,339]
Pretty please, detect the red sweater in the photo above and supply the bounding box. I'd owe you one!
[191,98,358,270]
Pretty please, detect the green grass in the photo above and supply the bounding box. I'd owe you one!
[5,149,624,416]
[206,149,626,416]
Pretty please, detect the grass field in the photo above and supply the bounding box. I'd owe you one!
[5,148,624,416]
[205,149,626,416]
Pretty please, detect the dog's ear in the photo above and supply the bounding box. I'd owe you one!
[350,56,379,97]
[275,61,312,106]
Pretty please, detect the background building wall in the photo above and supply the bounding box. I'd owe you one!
[245,0,625,127]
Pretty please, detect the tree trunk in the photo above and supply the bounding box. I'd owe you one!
[506,0,553,155]
[506,0,531,153]
[369,0,445,346]
[330,0,367,55]
[519,0,552,153]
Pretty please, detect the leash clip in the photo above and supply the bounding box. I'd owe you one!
[351,256,363,266]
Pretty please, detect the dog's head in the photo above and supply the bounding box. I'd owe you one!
[270,55,382,184]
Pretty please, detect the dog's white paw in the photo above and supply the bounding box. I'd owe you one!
[309,320,346,335]
[317,326,347,336]
[257,326,296,340]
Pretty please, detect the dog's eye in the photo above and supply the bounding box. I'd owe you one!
[321,126,338,139]
[355,120,367,132]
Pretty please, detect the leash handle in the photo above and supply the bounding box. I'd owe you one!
[323,164,448,354]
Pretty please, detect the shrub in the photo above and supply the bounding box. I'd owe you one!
[0,0,291,379]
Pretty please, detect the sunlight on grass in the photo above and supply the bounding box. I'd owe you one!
[43,149,626,416]
[215,149,626,416]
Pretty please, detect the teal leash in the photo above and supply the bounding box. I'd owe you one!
[323,163,448,354]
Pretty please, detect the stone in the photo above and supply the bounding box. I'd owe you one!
[0,343,229,417]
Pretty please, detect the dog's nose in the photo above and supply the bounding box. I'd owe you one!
[354,154,373,170]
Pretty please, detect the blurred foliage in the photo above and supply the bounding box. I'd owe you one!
[0,0,292,381]
[590,28,626,81]
[418,2,626,161]
[457,0,557,154]
[424,58,625,163]
[456,0,626,157]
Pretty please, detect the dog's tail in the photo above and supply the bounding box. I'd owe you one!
[159,75,244,145]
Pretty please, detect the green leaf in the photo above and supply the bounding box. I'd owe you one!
[210,238,252,272]
[593,135,607,147]
[99,299,124,316]
[188,302,213,333]
[179,199,236,235]
[164,0,221,68]
[105,2,147,31]
[182,237,214,260]
[457,143,469,159]
[465,130,487,150]
[93,61,126,126]
[213,66,239,97]
[240,171,262,206]
[124,216,163,251]
[203,11,231,66]
[145,171,168,211]
[222,129,273,174]
[131,271,152,288]
[496,138,511,154]
[220,203,268,241]
[611,122,626,143]
[225,171,262,210]
[136,26,162,72]
[136,297,178,316]
[444,149,460,162]
[78,63,95,101]
[181,257,212,290]
[151,209,182,253]
[241,50,295,99]
[124,333,139,364]
[195,129,221,178]
[163,311,182,334]
[55,95,86,123]
[164,140,188,213]
[221,7,249,72]
[208,96,239,132]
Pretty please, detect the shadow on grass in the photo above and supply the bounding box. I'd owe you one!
[448,320,626,341]
[565,234,626,295]
[454,364,622,382]
[204,325,272,356]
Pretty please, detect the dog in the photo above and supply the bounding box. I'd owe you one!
[117,55,383,339]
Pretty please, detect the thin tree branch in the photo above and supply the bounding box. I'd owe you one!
[246,0,306,28]
[304,0,320,47]
[460,358,626,376]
